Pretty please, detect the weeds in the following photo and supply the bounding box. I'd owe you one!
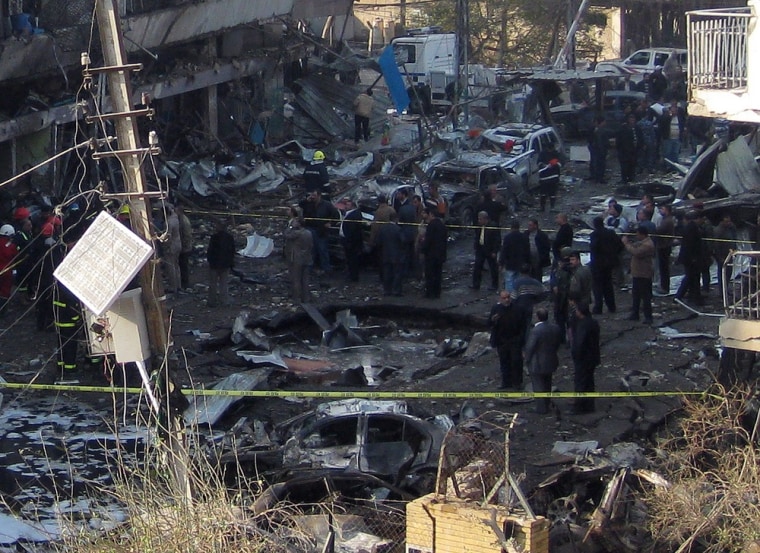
[646,385,760,552]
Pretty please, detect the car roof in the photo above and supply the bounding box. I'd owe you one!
[433,152,510,172]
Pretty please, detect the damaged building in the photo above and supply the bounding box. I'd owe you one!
[0,0,376,199]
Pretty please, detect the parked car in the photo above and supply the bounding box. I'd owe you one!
[476,123,565,192]
[219,399,453,493]
[595,48,687,76]
[426,152,525,226]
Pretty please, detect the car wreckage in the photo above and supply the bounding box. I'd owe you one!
[216,399,454,495]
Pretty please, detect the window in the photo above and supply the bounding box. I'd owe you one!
[627,51,651,66]
[303,417,358,448]
[393,44,416,65]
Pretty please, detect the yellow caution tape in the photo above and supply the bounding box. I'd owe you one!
[0,381,704,399]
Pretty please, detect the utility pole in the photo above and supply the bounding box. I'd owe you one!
[92,0,190,501]
[92,0,168,357]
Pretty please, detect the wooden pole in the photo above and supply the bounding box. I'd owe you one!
[93,0,168,358]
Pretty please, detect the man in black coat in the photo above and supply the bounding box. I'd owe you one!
[675,210,704,305]
[617,113,641,183]
[525,218,552,281]
[206,219,236,307]
[499,220,530,292]
[300,190,339,273]
[396,187,418,280]
[589,216,622,314]
[471,210,500,290]
[420,208,447,299]
[552,212,573,267]
[377,212,405,296]
[490,290,527,390]
[524,307,563,414]
[339,198,364,282]
[571,301,601,414]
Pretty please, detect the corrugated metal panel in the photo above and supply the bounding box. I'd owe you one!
[293,74,391,140]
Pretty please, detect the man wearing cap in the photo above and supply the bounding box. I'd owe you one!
[303,151,331,198]
[623,225,656,324]
[568,250,592,306]
[369,194,395,283]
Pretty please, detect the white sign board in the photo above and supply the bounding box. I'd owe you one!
[54,211,154,316]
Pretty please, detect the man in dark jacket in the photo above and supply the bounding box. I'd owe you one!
[206,219,236,307]
[589,216,622,314]
[303,150,330,197]
[525,218,551,281]
[588,116,608,184]
[339,198,364,282]
[490,290,527,390]
[617,113,641,183]
[524,307,563,414]
[396,187,418,279]
[675,210,704,305]
[471,211,500,290]
[420,208,447,299]
[499,220,530,292]
[571,301,601,414]
[300,190,339,274]
[377,212,405,296]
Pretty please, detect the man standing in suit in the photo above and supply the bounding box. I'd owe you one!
[339,198,364,282]
[420,207,447,299]
[471,211,500,290]
[524,308,563,414]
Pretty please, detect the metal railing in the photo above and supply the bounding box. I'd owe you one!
[687,7,752,91]
[723,251,760,320]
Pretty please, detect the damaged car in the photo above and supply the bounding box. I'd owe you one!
[219,399,453,495]
[427,152,525,225]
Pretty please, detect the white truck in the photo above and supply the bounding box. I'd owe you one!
[391,29,498,114]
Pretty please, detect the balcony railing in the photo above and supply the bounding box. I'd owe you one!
[722,251,760,320]
[687,7,751,91]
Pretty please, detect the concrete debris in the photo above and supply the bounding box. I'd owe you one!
[231,311,272,350]
[552,440,599,457]
[434,337,468,358]
[659,326,717,340]
[236,350,289,369]
[238,233,274,258]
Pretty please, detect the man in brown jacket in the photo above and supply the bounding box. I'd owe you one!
[623,225,656,324]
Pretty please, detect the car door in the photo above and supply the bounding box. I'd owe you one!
[359,414,423,477]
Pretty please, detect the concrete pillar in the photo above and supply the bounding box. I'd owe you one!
[748,1,760,106]
[206,39,219,138]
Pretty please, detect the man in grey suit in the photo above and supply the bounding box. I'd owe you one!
[523,307,563,414]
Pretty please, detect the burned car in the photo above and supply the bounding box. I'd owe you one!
[219,399,453,494]
[427,152,526,226]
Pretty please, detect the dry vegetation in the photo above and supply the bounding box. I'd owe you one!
[646,385,760,553]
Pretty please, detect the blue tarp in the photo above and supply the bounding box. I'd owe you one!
[378,45,410,113]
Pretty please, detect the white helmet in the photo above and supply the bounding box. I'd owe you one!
[0,224,15,236]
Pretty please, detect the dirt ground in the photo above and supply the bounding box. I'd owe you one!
[0,150,725,504]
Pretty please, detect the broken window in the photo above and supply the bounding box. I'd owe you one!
[302,416,359,448]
